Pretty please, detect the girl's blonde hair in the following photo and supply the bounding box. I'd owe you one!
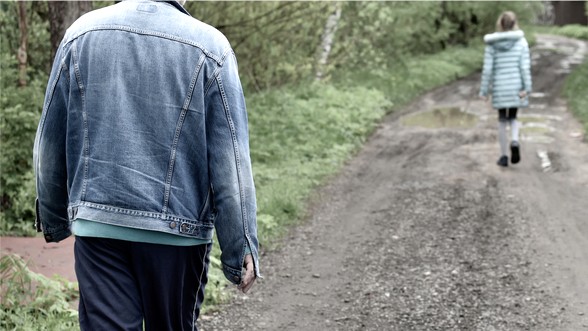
[496,11,519,32]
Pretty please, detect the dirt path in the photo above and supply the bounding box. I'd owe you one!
[1,236,76,282]
[199,35,588,330]
[1,35,586,330]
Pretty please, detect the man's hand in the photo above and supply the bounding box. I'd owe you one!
[519,90,527,99]
[238,254,256,294]
[479,95,489,102]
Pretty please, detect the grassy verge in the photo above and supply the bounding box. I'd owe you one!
[529,24,588,134]
[334,42,484,110]
[529,24,588,40]
[563,59,588,134]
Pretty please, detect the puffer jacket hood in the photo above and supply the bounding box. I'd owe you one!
[483,30,525,51]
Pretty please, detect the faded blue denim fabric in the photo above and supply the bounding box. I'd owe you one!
[33,0,259,284]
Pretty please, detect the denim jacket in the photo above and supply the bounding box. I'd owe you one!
[33,0,259,284]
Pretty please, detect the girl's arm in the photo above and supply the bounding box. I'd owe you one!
[520,41,532,93]
[479,45,494,97]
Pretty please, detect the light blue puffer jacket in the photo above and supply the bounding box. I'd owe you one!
[479,30,532,109]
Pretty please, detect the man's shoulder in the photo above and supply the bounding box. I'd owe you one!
[64,1,231,60]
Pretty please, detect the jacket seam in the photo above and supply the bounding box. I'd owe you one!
[35,56,68,165]
[203,49,232,96]
[71,39,90,200]
[162,54,206,213]
[197,186,212,222]
[66,25,224,65]
[215,66,250,238]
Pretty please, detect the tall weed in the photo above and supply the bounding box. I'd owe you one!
[0,254,78,330]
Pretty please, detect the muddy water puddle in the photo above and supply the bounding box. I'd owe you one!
[401,107,478,129]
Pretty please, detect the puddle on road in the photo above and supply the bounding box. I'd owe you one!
[522,127,553,135]
[524,135,555,144]
[519,116,548,124]
[401,107,478,129]
[521,122,555,135]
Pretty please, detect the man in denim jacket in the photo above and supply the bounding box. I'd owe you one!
[33,0,259,329]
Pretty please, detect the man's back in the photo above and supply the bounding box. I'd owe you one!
[35,0,259,285]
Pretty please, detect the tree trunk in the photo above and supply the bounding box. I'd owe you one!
[17,1,28,87]
[315,2,342,82]
[48,1,93,58]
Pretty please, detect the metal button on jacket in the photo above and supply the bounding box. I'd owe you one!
[169,221,177,229]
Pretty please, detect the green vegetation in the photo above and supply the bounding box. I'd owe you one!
[531,24,588,40]
[0,255,79,330]
[530,23,588,135]
[0,6,49,236]
[534,23,588,134]
[563,59,588,134]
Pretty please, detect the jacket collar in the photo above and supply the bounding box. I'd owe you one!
[118,0,191,16]
[483,30,524,44]
[162,1,191,16]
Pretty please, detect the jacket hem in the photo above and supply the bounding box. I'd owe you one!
[70,201,214,241]
[222,263,243,285]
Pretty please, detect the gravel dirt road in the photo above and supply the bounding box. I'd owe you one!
[199,35,588,331]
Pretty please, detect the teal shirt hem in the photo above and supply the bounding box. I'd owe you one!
[72,219,211,246]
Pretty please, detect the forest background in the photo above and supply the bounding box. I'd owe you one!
[1,1,587,329]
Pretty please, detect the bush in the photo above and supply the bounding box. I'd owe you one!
[333,42,484,111]
[0,3,51,235]
[0,53,46,236]
[553,24,588,40]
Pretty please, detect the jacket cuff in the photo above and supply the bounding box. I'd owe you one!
[222,263,243,285]
[43,227,72,243]
[43,229,71,243]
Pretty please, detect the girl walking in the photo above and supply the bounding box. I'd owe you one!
[479,11,532,167]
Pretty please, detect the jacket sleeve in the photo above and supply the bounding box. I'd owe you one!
[33,41,72,243]
[205,50,260,285]
[479,45,494,97]
[520,41,532,93]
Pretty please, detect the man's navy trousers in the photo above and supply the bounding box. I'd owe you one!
[74,236,211,331]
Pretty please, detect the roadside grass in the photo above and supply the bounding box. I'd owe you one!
[563,59,588,134]
[530,24,588,134]
[526,24,588,135]
[530,24,588,41]
[333,42,484,109]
